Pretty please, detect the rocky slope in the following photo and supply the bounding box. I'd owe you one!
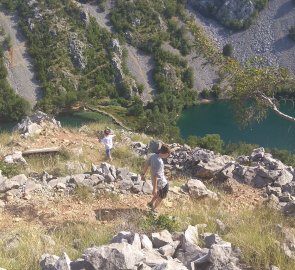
[190,0,295,73]
[0,112,295,269]
[0,8,42,105]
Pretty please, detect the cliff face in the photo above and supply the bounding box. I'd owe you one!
[189,0,256,28]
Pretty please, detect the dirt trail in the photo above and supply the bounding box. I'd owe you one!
[189,0,295,74]
[81,1,156,103]
[0,9,42,105]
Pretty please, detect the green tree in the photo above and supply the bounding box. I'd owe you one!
[226,59,295,127]
[223,43,233,57]
[289,25,295,41]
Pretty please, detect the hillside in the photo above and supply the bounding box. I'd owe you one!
[0,112,294,269]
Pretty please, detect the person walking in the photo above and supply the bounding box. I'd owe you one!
[100,128,116,161]
[141,144,170,211]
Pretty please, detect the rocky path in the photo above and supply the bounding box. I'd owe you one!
[81,1,155,103]
[0,9,42,105]
[190,0,295,73]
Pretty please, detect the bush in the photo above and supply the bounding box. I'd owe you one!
[269,148,295,167]
[141,212,180,232]
[198,134,224,153]
[224,142,259,156]
[223,43,233,57]
[200,89,210,99]
[288,25,295,41]
[186,134,224,153]
[0,161,22,178]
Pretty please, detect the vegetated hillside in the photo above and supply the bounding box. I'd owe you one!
[1,0,295,141]
[1,0,225,140]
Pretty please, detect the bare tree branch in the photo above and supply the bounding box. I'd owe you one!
[259,94,295,123]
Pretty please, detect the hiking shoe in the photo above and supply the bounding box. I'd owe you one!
[147,202,153,209]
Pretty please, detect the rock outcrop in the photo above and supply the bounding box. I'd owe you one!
[69,33,87,70]
[190,0,256,28]
[14,111,61,138]
[40,226,249,270]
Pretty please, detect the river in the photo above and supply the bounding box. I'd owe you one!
[178,102,295,151]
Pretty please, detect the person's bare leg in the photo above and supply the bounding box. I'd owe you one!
[153,197,163,210]
[148,194,158,208]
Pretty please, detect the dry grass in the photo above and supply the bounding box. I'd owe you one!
[169,199,295,270]
[0,221,113,270]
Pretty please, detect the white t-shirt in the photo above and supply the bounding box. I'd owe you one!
[101,135,115,150]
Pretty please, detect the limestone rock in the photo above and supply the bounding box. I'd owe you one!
[83,242,144,269]
[151,230,173,248]
[4,151,27,165]
[187,179,218,200]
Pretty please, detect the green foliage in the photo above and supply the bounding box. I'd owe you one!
[142,211,180,232]
[200,89,210,99]
[167,18,191,55]
[0,161,21,178]
[224,142,259,156]
[254,0,268,11]
[127,98,144,116]
[222,43,233,57]
[288,25,295,41]
[186,134,224,153]
[268,148,295,167]
[198,134,224,153]
[226,59,294,127]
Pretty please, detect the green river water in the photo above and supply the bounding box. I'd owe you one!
[177,102,295,151]
[1,104,295,151]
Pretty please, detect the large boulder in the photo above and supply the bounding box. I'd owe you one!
[4,151,27,165]
[15,111,61,137]
[83,242,144,270]
[187,179,218,200]
[192,148,233,179]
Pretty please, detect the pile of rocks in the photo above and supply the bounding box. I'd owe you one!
[133,142,295,215]
[40,225,251,270]
[0,162,155,202]
[14,111,61,138]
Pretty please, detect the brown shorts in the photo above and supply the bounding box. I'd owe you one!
[158,183,169,199]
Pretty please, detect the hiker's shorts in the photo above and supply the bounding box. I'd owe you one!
[158,183,169,199]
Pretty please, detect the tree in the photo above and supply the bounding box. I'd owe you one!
[227,59,295,127]
[223,43,233,57]
[289,25,295,41]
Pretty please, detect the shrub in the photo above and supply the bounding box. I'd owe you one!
[0,161,21,178]
[223,43,233,57]
[269,148,295,167]
[200,89,210,99]
[288,25,295,41]
[186,134,224,153]
[198,134,224,153]
[224,142,259,156]
[141,212,180,232]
